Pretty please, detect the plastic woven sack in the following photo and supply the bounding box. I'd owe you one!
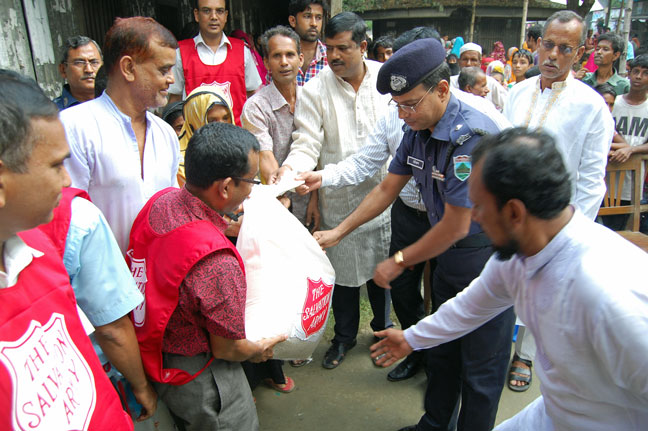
[237,182,335,360]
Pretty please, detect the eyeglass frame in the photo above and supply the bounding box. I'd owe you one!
[540,39,579,56]
[231,176,261,185]
[63,59,102,69]
[389,84,435,114]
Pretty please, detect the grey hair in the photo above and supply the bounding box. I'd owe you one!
[60,35,102,64]
[260,25,301,58]
[543,10,587,46]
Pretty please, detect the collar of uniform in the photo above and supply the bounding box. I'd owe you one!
[178,186,229,233]
[430,93,460,142]
[59,84,80,109]
[0,235,44,289]
[194,32,231,52]
[535,73,571,91]
[267,81,300,112]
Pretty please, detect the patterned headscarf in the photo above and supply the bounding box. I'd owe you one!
[489,41,506,63]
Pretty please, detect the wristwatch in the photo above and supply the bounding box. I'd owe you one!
[393,250,405,267]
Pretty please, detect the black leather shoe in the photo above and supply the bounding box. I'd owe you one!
[397,426,418,431]
[322,340,357,369]
[387,355,422,381]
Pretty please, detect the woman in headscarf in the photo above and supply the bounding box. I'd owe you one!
[177,85,236,184]
[489,41,506,63]
[450,36,464,58]
[504,46,518,84]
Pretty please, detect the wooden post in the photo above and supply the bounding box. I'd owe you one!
[331,0,343,16]
[520,0,529,48]
[619,0,633,75]
[469,0,477,42]
[616,0,626,33]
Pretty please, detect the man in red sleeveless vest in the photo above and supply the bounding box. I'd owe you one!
[168,0,263,125]
[0,71,134,430]
[128,122,284,430]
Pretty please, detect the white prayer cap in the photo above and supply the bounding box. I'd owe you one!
[460,42,482,56]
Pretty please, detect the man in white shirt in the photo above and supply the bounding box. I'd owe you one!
[62,17,181,253]
[504,10,614,220]
[372,128,648,431]
[273,12,393,370]
[450,42,508,110]
[168,0,262,125]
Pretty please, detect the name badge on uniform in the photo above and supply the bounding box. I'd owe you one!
[407,156,424,170]
[431,165,445,181]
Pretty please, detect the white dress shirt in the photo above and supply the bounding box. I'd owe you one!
[0,236,42,288]
[404,210,648,431]
[283,61,392,286]
[504,75,614,219]
[169,33,262,97]
[61,92,180,254]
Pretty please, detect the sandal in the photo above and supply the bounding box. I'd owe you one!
[507,354,532,392]
[263,376,295,393]
[322,340,357,369]
[289,358,313,367]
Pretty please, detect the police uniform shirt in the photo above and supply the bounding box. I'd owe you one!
[389,94,500,235]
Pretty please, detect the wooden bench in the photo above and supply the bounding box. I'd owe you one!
[598,154,648,252]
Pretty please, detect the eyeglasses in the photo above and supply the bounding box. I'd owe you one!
[541,40,578,55]
[64,59,102,69]
[388,85,434,114]
[199,7,227,16]
[232,176,261,185]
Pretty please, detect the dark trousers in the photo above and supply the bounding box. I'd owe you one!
[389,197,434,330]
[418,246,515,431]
[332,278,392,344]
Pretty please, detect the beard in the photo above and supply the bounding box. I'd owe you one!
[493,238,521,261]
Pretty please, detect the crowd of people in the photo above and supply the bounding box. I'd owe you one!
[0,0,647,430]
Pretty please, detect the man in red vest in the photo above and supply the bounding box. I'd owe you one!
[168,0,262,125]
[128,122,284,430]
[0,70,134,430]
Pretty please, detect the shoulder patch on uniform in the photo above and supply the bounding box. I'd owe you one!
[453,155,472,181]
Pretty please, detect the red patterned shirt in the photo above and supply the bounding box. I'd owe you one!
[148,187,246,356]
[297,40,327,86]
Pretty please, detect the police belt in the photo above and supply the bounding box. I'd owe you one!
[451,232,491,249]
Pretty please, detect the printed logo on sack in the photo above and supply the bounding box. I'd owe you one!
[0,313,96,431]
[301,278,333,338]
[200,81,233,109]
[127,249,147,327]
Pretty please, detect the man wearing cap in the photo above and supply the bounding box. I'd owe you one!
[450,42,508,111]
[313,38,515,431]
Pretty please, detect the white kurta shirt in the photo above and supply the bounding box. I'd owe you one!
[404,210,648,430]
[504,75,614,219]
[283,61,391,286]
[61,92,180,254]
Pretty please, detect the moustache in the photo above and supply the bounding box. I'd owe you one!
[542,61,558,68]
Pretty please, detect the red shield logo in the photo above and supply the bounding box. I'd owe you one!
[301,278,333,338]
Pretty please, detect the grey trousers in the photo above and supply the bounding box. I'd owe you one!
[152,352,259,431]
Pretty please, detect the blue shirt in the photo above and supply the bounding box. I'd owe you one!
[65,196,143,365]
[389,94,500,235]
[53,84,80,110]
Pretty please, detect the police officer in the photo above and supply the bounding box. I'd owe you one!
[313,38,515,431]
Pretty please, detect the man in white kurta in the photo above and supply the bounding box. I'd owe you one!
[278,12,392,369]
[62,18,180,254]
[504,12,614,220]
[371,128,648,431]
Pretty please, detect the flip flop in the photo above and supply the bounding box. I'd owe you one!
[263,376,295,393]
[508,354,532,392]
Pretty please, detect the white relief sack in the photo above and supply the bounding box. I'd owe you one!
[237,179,335,360]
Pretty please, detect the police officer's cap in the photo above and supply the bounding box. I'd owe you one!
[376,38,446,96]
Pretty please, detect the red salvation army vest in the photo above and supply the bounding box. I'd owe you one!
[127,187,245,385]
[37,187,91,258]
[0,229,133,431]
[179,37,247,126]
